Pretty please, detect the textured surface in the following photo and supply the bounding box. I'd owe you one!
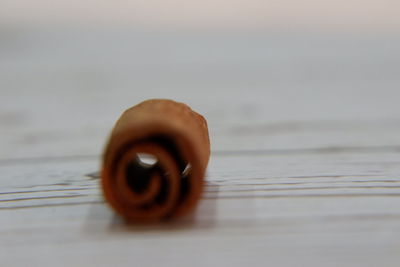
[1,28,400,266]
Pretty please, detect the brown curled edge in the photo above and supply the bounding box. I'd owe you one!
[101,99,210,222]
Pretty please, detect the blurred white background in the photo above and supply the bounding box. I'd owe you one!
[1,0,400,30]
[0,0,399,158]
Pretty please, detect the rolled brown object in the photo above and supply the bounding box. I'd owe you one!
[101,99,210,222]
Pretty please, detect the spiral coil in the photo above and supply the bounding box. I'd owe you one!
[101,99,210,222]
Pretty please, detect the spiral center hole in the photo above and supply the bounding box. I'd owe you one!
[125,153,158,194]
[137,153,158,166]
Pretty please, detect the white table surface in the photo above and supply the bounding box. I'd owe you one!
[1,28,400,266]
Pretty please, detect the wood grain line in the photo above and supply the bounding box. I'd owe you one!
[208,180,400,187]
[1,145,400,166]
[0,194,90,203]
[204,193,400,199]
[3,179,399,196]
[0,201,104,210]
[206,185,400,193]
[0,187,97,195]
[211,174,385,182]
